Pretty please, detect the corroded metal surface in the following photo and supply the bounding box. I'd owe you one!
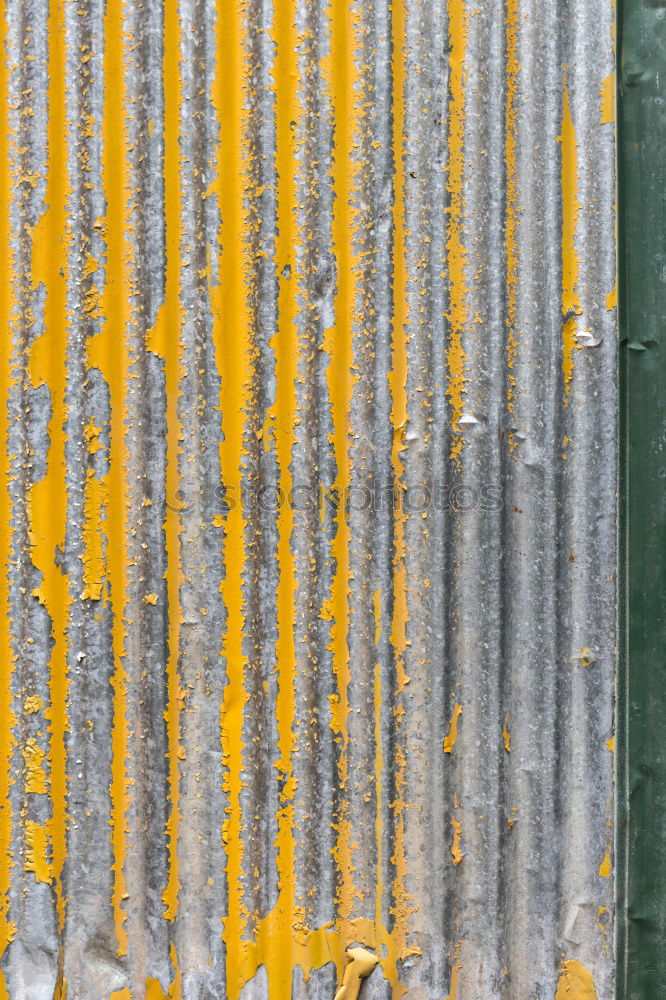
[0,0,617,997]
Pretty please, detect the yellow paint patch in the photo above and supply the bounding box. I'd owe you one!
[555,960,598,1000]
[25,821,51,884]
[445,943,461,1000]
[598,846,612,878]
[144,593,158,606]
[451,817,463,866]
[600,74,615,125]
[605,280,617,312]
[146,979,169,1000]
[80,468,106,601]
[606,736,615,753]
[22,739,47,794]
[443,703,462,754]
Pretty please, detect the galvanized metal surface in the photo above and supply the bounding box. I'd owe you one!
[0,0,617,997]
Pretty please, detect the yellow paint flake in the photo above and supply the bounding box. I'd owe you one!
[579,647,595,667]
[598,846,612,878]
[24,694,44,715]
[334,947,379,1000]
[82,284,101,317]
[22,739,47,794]
[25,821,51,884]
[605,280,617,312]
[82,252,98,277]
[83,415,102,454]
[443,702,462,754]
[144,593,158,605]
[606,736,615,753]
[554,960,598,1000]
[502,714,511,753]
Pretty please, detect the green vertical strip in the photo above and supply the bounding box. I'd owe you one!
[618,1,666,997]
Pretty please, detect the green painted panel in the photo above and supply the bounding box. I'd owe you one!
[618,1,666,996]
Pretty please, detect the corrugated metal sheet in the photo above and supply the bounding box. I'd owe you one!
[0,0,617,996]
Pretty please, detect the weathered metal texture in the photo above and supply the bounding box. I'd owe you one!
[0,0,617,997]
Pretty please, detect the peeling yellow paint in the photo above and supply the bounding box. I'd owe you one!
[93,0,133,950]
[445,943,461,1000]
[505,0,520,431]
[451,817,463,866]
[559,81,581,403]
[600,73,614,125]
[0,0,16,950]
[502,714,511,753]
[25,821,51,884]
[445,0,470,460]
[22,739,47,795]
[24,695,44,715]
[605,280,617,312]
[27,0,71,934]
[444,703,462,754]
[325,0,361,931]
[555,959,598,1000]
[374,659,384,936]
[598,846,612,878]
[80,467,106,601]
[334,947,379,1000]
[384,0,417,991]
[213,0,252,989]
[605,736,615,753]
[147,0,186,925]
